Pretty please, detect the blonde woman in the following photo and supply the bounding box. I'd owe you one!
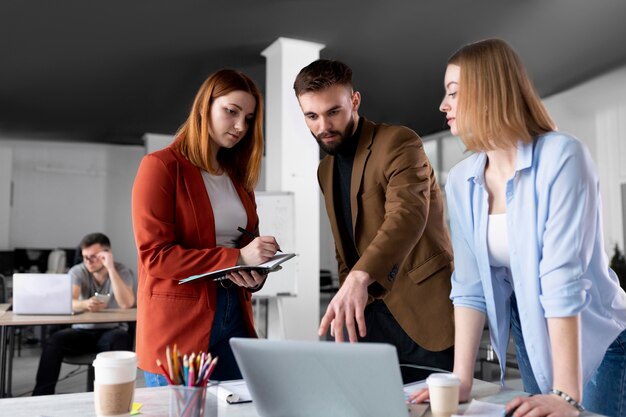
[411,39,626,417]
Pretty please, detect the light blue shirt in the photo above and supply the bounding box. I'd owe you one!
[446,131,626,392]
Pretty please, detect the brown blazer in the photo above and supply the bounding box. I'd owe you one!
[318,118,454,351]
[131,146,259,374]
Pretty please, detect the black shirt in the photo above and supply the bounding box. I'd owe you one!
[333,117,363,269]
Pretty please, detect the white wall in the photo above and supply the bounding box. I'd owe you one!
[143,133,174,154]
[103,145,145,272]
[543,66,626,252]
[0,137,144,272]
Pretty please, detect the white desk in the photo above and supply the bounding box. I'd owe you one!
[0,380,606,416]
[0,308,137,398]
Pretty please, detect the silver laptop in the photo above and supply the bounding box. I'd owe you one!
[230,338,424,417]
[12,273,74,315]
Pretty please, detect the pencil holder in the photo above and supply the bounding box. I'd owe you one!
[169,384,216,417]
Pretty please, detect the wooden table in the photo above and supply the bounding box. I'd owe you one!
[0,308,137,398]
[0,379,605,417]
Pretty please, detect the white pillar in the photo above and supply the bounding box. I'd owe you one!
[0,147,12,250]
[261,37,325,340]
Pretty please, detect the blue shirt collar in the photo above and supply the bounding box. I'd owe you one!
[466,139,535,185]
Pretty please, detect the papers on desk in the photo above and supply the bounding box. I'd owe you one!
[216,379,252,404]
[452,399,505,416]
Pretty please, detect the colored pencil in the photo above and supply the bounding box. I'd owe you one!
[188,360,195,387]
[165,345,175,383]
[183,354,189,386]
[155,359,175,385]
[172,344,179,384]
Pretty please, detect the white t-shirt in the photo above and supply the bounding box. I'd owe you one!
[487,213,511,269]
[201,171,247,248]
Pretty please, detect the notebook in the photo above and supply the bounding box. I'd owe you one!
[12,273,75,315]
[179,253,296,284]
[230,338,428,417]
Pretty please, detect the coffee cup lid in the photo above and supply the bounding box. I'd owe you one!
[426,373,461,387]
[93,351,137,368]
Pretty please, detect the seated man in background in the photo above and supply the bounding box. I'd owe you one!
[32,232,135,396]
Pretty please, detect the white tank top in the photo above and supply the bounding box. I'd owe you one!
[487,213,511,269]
[201,171,247,248]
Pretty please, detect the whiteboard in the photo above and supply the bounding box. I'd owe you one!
[253,191,297,297]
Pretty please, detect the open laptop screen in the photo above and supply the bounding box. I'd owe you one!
[230,338,415,417]
[12,273,74,315]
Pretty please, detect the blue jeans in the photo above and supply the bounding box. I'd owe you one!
[144,283,248,386]
[510,295,626,417]
[208,283,249,381]
[509,295,541,395]
[144,370,169,387]
[582,329,626,417]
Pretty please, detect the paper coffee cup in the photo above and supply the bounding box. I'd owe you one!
[93,351,137,417]
[426,373,460,416]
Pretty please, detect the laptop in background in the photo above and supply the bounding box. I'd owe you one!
[230,338,427,417]
[12,273,74,315]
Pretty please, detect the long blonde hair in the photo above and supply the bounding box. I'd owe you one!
[449,38,555,151]
[173,69,263,192]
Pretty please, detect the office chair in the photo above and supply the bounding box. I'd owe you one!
[61,321,136,392]
[62,353,97,392]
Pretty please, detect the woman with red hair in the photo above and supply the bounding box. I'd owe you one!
[132,69,279,385]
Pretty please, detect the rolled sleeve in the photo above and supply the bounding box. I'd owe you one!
[446,172,487,314]
[538,140,597,317]
[539,278,591,316]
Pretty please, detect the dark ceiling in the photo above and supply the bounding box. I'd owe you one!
[2,0,626,145]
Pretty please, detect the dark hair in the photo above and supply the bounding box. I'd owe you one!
[173,69,264,192]
[293,59,353,96]
[79,233,111,249]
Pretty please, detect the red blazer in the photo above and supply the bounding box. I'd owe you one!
[131,146,258,373]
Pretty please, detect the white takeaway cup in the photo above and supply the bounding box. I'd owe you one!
[426,373,461,416]
[93,351,138,417]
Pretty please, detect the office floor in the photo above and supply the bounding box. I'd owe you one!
[7,298,523,398]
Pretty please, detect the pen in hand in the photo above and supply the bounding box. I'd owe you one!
[237,227,282,253]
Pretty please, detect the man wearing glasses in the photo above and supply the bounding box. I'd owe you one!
[32,232,135,395]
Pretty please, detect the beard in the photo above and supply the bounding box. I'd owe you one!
[86,264,106,274]
[312,118,355,155]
